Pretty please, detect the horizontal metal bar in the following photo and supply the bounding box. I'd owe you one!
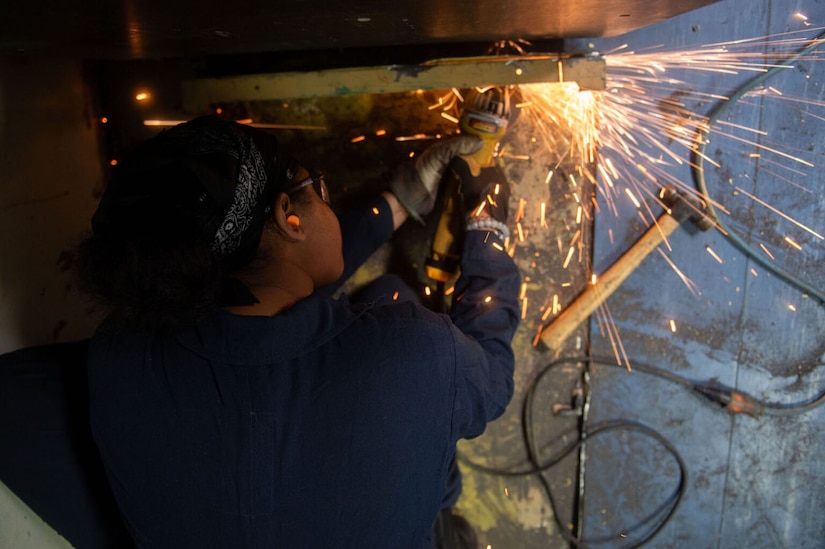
[182,55,605,112]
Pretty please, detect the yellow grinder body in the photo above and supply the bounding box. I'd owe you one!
[425,88,510,284]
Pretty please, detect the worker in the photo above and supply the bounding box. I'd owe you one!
[77,115,520,548]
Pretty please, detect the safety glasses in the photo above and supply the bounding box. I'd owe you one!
[287,172,330,204]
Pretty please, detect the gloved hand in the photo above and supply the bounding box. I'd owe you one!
[388,136,482,223]
[449,158,511,233]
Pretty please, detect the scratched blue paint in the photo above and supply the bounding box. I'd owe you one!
[568,1,825,547]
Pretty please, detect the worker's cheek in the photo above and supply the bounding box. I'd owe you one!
[329,217,345,280]
[313,205,344,287]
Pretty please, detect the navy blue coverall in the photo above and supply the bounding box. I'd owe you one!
[88,194,521,548]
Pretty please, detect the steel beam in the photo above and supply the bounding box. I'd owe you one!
[182,55,605,112]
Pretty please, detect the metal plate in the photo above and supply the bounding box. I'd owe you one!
[1,1,719,58]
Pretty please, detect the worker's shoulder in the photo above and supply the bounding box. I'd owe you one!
[357,299,455,339]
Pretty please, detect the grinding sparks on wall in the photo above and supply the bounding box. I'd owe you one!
[401,25,825,363]
[519,28,825,231]
[508,27,825,359]
[414,27,824,363]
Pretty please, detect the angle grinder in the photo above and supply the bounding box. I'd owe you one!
[425,86,512,285]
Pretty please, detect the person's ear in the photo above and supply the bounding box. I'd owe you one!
[273,192,306,242]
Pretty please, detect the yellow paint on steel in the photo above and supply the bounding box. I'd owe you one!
[182,55,605,111]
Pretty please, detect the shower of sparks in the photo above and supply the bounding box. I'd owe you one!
[517,27,825,236]
[513,26,825,349]
[323,30,823,359]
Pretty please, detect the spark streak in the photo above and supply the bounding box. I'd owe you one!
[705,246,724,264]
[785,236,803,250]
[656,248,700,295]
[734,186,824,240]
[562,246,576,269]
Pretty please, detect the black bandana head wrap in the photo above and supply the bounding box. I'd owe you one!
[91,116,295,270]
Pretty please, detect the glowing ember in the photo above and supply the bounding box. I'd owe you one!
[785,236,803,250]
[441,112,460,124]
[562,246,576,268]
[705,245,725,264]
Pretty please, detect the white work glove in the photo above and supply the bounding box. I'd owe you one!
[388,136,482,223]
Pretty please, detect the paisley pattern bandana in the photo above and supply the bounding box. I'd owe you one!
[151,117,270,257]
[92,115,296,273]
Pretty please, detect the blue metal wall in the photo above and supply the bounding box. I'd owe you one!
[570,1,825,546]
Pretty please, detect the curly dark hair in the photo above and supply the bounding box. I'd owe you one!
[76,117,304,334]
[75,164,228,334]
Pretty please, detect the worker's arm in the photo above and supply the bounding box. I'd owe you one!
[319,137,481,296]
[448,230,520,438]
[318,194,396,297]
[446,160,520,438]
[380,191,409,230]
[316,187,434,297]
